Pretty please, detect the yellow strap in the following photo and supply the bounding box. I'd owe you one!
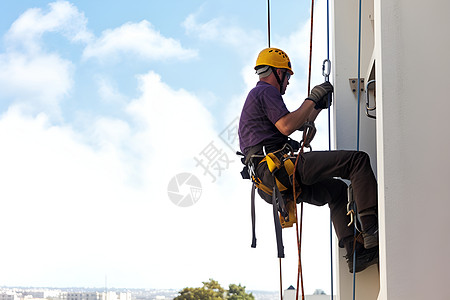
[275,177,288,192]
[258,154,295,193]
[252,176,273,195]
[266,153,282,172]
[283,157,295,174]
[280,200,297,228]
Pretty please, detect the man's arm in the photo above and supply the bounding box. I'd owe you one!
[275,100,317,136]
[275,81,333,136]
[308,106,322,122]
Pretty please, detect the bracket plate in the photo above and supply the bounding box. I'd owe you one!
[349,78,365,93]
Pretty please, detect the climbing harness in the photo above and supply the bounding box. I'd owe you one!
[240,142,298,258]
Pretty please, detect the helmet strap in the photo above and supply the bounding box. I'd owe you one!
[271,67,287,93]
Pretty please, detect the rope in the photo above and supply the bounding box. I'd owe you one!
[267,0,271,48]
[294,200,304,300]
[352,0,363,299]
[279,258,283,300]
[323,0,334,298]
[294,1,315,299]
[307,0,315,94]
[356,0,362,153]
[293,131,308,300]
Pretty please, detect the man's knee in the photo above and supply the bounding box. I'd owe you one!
[356,151,371,163]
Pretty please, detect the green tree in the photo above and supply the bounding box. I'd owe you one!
[227,283,254,300]
[174,279,225,300]
[174,279,254,300]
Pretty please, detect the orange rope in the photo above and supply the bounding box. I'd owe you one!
[294,0,315,299]
[294,202,305,300]
[293,130,307,300]
[307,0,315,94]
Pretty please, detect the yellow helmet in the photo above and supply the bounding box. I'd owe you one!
[255,47,294,75]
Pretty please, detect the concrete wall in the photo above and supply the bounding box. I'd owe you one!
[333,0,450,299]
[375,1,450,299]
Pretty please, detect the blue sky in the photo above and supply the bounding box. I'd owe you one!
[0,0,334,295]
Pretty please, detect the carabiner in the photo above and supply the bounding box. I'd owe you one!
[322,59,331,81]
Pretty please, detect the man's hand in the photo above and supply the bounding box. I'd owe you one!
[306,81,334,109]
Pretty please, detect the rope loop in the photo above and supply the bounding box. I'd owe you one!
[299,121,317,151]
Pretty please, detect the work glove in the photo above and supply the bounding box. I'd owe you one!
[306,81,334,109]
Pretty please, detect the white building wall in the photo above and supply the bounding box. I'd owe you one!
[333,0,450,299]
[375,1,450,299]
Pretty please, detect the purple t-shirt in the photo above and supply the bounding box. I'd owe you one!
[238,81,290,155]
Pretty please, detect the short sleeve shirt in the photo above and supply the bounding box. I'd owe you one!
[238,81,290,154]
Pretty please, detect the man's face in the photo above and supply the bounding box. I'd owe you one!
[278,69,291,95]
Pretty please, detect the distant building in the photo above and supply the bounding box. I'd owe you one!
[283,286,331,300]
[66,292,130,300]
[0,293,20,300]
[22,293,45,299]
[283,285,296,300]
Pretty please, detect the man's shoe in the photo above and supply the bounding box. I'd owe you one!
[345,246,379,273]
[362,230,379,249]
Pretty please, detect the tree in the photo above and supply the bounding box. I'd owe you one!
[174,279,254,300]
[174,279,225,300]
[227,284,254,300]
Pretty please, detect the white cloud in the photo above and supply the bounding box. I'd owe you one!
[0,106,145,286]
[83,20,197,62]
[182,14,263,54]
[96,77,128,105]
[0,1,93,117]
[5,0,93,53]
[124,70,218,187]
[183,15,222,40]
[0,70,221,288]
[127,71,215,147]
[0,52,73,116]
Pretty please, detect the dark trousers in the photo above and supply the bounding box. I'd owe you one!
[296,150,378,245]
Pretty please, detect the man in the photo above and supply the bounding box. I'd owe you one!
[238,47,379,273]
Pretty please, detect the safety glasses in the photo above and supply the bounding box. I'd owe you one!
[285,72,291,81]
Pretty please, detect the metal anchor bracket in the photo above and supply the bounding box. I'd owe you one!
[349,78,365,93]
